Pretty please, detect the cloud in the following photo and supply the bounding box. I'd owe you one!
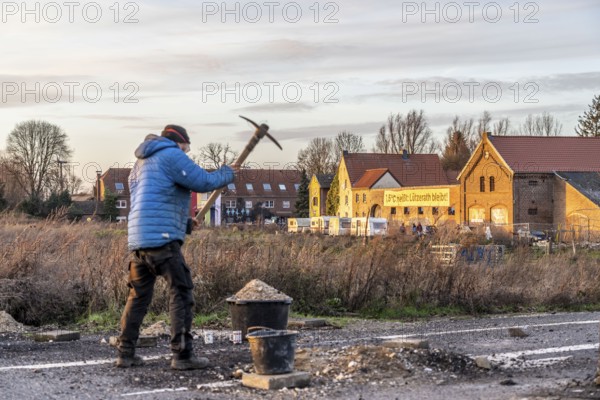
[234,102,315,113]
[79,115,157,121]
[121,124,162,131]
[243,121,383,142]
[353,71,600,105]
[194,122,237,127]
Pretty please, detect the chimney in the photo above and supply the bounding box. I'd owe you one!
[402,149,409,159]
[342,150,349,156]
[96,171,102,201]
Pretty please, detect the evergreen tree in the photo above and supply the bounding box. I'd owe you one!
[41,189,72,217]
[44,191,62,216]
[19,195,43,216]
[441,131,471,171]
[103,189,120,221]
[576,94,600,137]
[294,170,310,218]
[59,189,72,207]
[325,173,339,216]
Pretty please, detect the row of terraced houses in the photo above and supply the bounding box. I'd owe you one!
[78,134,600,236]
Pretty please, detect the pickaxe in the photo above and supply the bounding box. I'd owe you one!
[194,115,282,222]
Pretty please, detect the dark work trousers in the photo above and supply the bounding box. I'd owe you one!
[118,241,195,359]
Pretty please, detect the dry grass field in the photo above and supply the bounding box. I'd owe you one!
[2,214,600,325]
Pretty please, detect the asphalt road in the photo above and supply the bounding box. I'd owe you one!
[1,311,599,399]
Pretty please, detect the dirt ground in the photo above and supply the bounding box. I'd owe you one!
[1,313,600,399]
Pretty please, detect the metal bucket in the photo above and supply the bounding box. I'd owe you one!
[246,327,298,375]
[226,298,291,340]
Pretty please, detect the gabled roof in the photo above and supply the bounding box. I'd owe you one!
[555,171,600,207]
[343,153,451,187]
[222,169,302,198]
[315,174,334,189]
[101,168,132,196]
[69,200,104,216]
[354,168,393,189]
[489,135,600,173]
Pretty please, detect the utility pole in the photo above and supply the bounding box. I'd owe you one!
[57,159,67,192]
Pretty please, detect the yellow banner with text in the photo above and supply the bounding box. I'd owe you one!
[384,188,450,207]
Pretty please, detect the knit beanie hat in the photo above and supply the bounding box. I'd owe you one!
[161,124,190,144]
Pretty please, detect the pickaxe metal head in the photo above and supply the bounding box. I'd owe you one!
[239,115,282,150]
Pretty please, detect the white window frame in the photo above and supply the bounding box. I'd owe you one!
[116,200,127,209]
[115,182,124,191]
[227,183,236,190]
[278,184,286,191]
[263,183,272,191]
[246,183,254,191]
[245,200,252,209]
[282,201,290,209]
[264,200,275,208]
[116,216,127,222]
[225,200,237,209]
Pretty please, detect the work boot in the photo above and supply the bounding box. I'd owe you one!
[171,354,209,370]
[116,354,144,368]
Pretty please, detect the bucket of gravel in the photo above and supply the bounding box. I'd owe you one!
[226,279,292,340]
[246,327,298,375]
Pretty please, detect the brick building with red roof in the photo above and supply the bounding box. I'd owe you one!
[96,168,132,222]
[337,151,460,225]
[458,133,600,235]
[198,168,302,225]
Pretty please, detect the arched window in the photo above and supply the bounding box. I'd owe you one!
[480,176,485,192]
[489,176,495,192]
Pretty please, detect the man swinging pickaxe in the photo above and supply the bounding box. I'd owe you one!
[194,115,282,223]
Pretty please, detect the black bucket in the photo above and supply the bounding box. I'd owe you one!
[226,298,291,340]
[246,327,298,375]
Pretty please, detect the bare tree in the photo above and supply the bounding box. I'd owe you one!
[194,142,238,169]
[333,131,365,166]
[492,117,511,136]
[297,137,335,177]
[404,110,434,154]
[424,138,441,154]
[0,153,28,206]
[446,116,477,151]
[46,162,83,195]
[373,114,404,154]
[521,113,563,136]
[373,110,435,154]
[477,111,492,136]
[5,120,72,200]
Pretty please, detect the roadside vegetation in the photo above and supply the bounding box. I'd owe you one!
[2,213,600,327]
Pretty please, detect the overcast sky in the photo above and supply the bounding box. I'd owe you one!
[1,0,599,188]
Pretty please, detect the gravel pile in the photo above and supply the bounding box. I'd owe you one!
[141,321,170,336]
[0,311,25,333]
[228,279,292,302]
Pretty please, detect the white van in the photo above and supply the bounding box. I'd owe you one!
[287,218,311,233]
[328,217,352,236]
[351,217,388,237]
[368,218,388,236]
[310,216,332,234]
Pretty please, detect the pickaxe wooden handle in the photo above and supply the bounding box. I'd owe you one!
[194,115,282,222]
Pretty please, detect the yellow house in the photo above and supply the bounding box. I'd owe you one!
[554,172,600,239]
[337,151,459,224]
[458,133,600,232]
[309,174,334,217]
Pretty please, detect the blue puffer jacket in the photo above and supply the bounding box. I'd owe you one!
[127,135,234,250]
